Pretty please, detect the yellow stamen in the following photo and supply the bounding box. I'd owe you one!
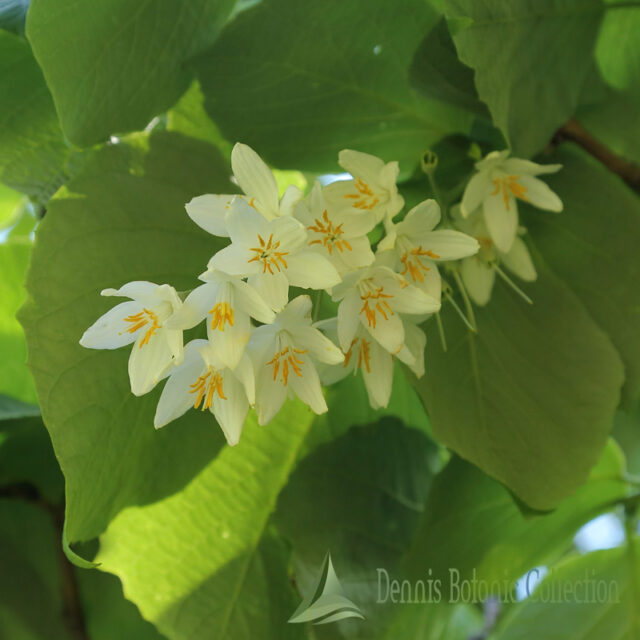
[343,178,380,210]
[491,175,528,210]
[189,367,226,410]
[359,286,393,328]
[123,309,160,348]
[266,346,307,386]
[209,302,234,331]
[248,233,289,274]
[308,209,352,255]
[400,246,440,283]
[344,338,372,373]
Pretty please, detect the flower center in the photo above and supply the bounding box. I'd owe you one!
[343,178,380,211]
[123,308,160,347]
[308,210,352,255]
[209,302,234,331]
[400,245,440,283]
[267,346,307,386]
[491,175,528,210]
[359,281,394,328]
[344,338,371,373]
[190,367,226,410]
[248,233,289,274]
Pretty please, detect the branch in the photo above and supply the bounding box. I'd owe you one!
[555,118,640,192]
[0,483,89,640]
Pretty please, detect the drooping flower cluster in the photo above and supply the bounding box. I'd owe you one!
[80,143,561,445]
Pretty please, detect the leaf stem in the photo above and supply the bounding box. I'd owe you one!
[452,269,478,331]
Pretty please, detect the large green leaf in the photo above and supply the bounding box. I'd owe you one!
[405,441,630,594]
[26,0,236,146]
[0,499,70,640]
[596,2,640,101]
[0,30,71,199]
[381,604,482,640]
[276,420,438,638]
[413,266,623,510]
[0,240,37,403]
[525,148,640,407]
[194,0,474,173]
[19,132,237,543]
[96,404,311,640]
[493,542,639,639]
[445,0,603,157]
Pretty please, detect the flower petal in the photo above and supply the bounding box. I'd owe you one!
[337,290,361,351]
[413,229,480,261]
[502,158,562,176]
[231,143,279,218]
[185,194,234,237]
[517,174,563,212]
[500,236,537,281]
[289,359,327,415]
[460,257,495,306]
[249,271,289,311]
[128,330,175,396]
[254,351,288,425]
[208,244,256,276]
[289,325,344,365]
[483,192,518,252]
[165,282,218,330]
[361,307,404,355]
[338,149,385,185]
[391,281,441,315]
[234,279,276,324]
[79,301,142,349]
[209,309,251,370]
[212,373,249,446]
[286,252,341,290]
[154,357,204,429]
[278,184,304,217]
[101,281,159,304]
[361,340,394,409]
[400,199,441,237]
[461,171,492,217]
[225,198,271,246]
[397,321,426,378]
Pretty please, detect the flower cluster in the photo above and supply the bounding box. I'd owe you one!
[80,144,561,445]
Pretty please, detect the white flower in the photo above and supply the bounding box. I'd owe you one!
[154,340,254,445]
[455,208,536,306]
[248,296,344,425]
[378,199,479,300]
[323,150,404,225]
[208,199,341,311]
[294,182,375,275]
[79,282,183,396]
[460,150,562,252]
[318,320,394,410]
[185,142,303,236]
[165,269,275,370]
[332,262,440,358]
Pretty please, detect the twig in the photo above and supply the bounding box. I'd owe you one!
[555,118,640,192]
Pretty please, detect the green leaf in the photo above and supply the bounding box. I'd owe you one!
[0,30,71,199]
[0,183,24,229]
[596,2,640,100]
[405,441,630,594]
[0,240,37,403]
[445,0,603,157]
[276,420,438,637]
[0,499,70,640]
[381,604,483,640]
[19,132,237,543]
[0,414,64,503]
[0,393,39,420]
[525,148,640,406]
[96,405,311,640]
[412,266,624,510]
[26,0,236,146]
[0,0,29,35]
[194,0,475,173]
[492,542,639,639]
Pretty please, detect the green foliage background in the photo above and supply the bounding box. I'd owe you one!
[1,0,640,638]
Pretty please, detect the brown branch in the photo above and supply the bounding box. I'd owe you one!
[0,483,89,640]
[556,118,640,192]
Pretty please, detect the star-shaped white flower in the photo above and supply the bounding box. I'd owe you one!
[185,142,303,236]
[323,149,404,225]
[154,339,254,445]
[294,182,375,275]
[454,208,536,306]
[208,199,341,311]
[166,269,275,370]
[378,199,479,300]
[79,281,183,396]
[332,261,440,358]
[248,296,344,425]
[461,150,562,252]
